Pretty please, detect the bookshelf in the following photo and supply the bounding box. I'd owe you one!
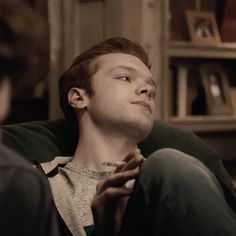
[170,116,236,132]
[168,42,236,59]
[161,0,236,134]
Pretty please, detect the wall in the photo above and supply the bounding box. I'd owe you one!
[48,0,162,119]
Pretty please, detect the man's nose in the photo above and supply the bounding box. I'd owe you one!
[135,84,153,99]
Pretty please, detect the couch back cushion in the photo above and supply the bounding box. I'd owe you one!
[2,119,233,194]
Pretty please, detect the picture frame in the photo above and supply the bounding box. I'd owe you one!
[200,64,233,115]
[186,10,221,46]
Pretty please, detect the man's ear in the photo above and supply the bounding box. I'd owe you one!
[68,87,88,109]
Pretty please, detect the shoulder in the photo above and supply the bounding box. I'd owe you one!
[0,143,50,195]
[0,143,33,170]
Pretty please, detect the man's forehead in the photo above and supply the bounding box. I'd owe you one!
[95,53,152,73]
[96,53,143,63]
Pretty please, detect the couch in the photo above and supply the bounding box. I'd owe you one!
[2,119,236,212]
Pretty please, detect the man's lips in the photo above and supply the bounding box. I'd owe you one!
[130,101,152,114]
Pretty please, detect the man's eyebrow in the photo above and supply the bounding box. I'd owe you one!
[111,65,157,88]
[110,65,136,73]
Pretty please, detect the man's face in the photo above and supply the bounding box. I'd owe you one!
[85,53,156,141]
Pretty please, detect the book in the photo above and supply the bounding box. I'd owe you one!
[177,65,188,117]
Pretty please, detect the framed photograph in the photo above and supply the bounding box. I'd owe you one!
[186,10,221,46]
[200,64,233,115]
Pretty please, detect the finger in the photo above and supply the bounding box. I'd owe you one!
[114,162,126,173]
[122,148,140,162]
[114,149,143,173]
[101,149,140,168]
[96,169,138,194]
[115,153,145,173]
[96,169,139,194]
[114,153,135,173]
[92,186,133,208]
[123,153,145,171]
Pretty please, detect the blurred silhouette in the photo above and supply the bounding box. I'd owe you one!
[0,1,69,235]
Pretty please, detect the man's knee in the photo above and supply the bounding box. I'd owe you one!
[140,148,219,192]
[143,148,207,176]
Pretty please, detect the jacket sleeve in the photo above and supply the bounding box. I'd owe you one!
[0,168,62,236]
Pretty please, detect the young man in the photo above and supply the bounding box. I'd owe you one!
[0,1,70,235]
[44,37,236,236]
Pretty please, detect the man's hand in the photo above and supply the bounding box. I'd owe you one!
[91,149,145,236]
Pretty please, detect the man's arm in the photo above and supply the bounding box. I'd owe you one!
[91,149,144,236]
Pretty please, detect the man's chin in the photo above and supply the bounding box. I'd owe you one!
[127,118,154,142]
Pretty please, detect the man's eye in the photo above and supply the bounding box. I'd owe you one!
[119,76,130,82]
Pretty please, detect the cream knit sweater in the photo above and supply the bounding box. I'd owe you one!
[47,160,113,236]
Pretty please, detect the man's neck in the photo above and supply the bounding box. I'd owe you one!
[71,121,138,171]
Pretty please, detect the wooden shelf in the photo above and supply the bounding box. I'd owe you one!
[169,115,236,132]
[167,41,236,59]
